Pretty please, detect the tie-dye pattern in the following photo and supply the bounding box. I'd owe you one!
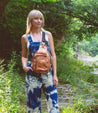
[25,69,59,113]
[25,33,59,113]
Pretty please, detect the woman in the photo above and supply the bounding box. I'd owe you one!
[21,9,59,113]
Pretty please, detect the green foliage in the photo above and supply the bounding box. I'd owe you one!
[0,0,98,58]
[55,36,76,56]
[92,62,98,68]
[9,51,23,73]
[57,53,96,85]
[70,0,98,39]
[60,98,92,113]
[71,0,98,26]
[55,41,69,56]
[56,35,97,85]
[0,1,98,111]
[56,37,98,112]
[57,55,91,85]
[0,0,70,58]
[12,0,58,2]
[0,60,26,113]
[60,95,98,113]
[76,34,98,56]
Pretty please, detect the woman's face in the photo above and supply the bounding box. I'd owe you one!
[31,15,43,28]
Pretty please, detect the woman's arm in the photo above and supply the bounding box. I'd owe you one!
[48,32,58,87]
[21,34,32,72]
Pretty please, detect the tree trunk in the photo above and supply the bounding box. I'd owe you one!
[0,0,10,21]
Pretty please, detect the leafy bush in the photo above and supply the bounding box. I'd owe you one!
[75,34,98,56]
[57,54,95,85]
[60,97,94,113]
[0,59,26,113]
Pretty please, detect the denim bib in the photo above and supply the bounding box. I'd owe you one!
[27,32,51,68]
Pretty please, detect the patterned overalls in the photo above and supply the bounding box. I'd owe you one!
[25,32,59,113]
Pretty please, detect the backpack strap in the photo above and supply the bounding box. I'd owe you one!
[42,32,46,42]
[42,32,49,46]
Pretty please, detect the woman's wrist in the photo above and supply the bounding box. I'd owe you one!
[53,74,57,77]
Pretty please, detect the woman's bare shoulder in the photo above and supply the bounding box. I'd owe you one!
[44,30,53,40]
[21,34,28,42]
[44,30,52,35]
[22,34,28,39]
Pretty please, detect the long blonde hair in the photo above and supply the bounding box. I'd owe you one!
[26,9,44,34]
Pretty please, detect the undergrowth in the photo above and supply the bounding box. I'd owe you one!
[0,52,97,113]
[57,54,98,113]
[0,59,26,113]
[57,55,97,85]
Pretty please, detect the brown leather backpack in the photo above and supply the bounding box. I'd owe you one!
[31,32,51,73]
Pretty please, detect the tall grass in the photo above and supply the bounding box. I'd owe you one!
[57,55,97,85]
[60,98,92,113]
[0,59,26,113]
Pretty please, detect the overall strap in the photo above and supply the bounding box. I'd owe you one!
[27,34,33,62]
[28,34,33,43]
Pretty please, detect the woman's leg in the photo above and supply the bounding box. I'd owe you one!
[41,71,59,113]
[25,71,42,113]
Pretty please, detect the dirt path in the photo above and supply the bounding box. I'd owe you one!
[77,54,98,64]
[77,54,98,74]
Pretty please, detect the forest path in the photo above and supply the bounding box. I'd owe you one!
[77,54,98,75]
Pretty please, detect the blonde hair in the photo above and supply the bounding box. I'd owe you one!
[26,10,44,34]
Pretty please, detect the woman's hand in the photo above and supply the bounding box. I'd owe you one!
[23,66,33,72]
[53,75,58,88]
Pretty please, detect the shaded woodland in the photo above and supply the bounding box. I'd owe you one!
[0,0,98,113]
